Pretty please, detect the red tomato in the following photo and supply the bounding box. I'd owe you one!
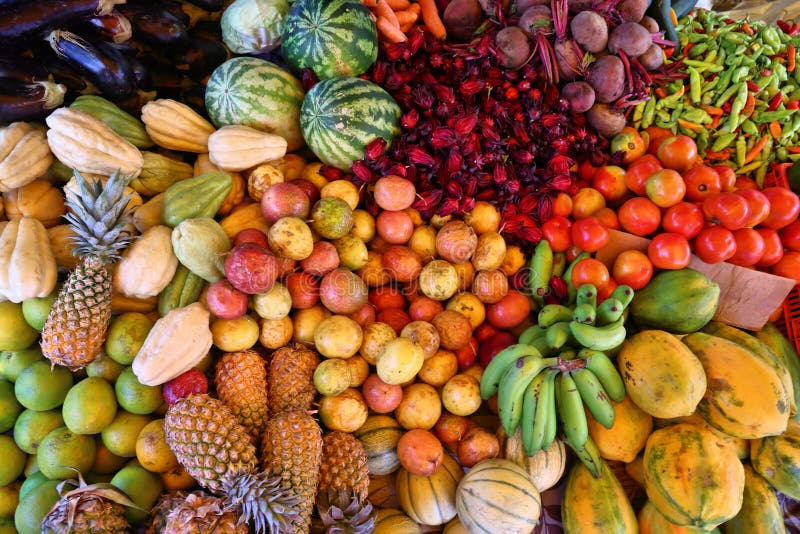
[702,192,751,230]
[486,290,531,329]
[693,226,737,264]
[780,219,800,251]
[612,249,654,290]
[733,176,758,190]
[682,165,721,202]
[624,154,662,197]
[646,168,686,208]
[712,165,737,191]
[772,250,800,283]
[577,160,600,181]
[593,207,620,230]
[727,227,766,266]
[571,258,611,291]
[541,215,573,252]
[661,201,705,239]
[761,187,800,230]
[571,216,610,253]
[592,165,629,204]
[656,135,698,172]
[645,126,674,155]
[647,232,692,269]
[571,188,606,219]
[618,197,662,236]
[755,228,785,267]
[734,188,770,228]
[610,127,647,164]
[596,278,618,303]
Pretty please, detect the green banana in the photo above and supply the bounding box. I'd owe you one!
[529,239,554,308]
[595,297,624,326]
[580,348,626,403]
[497,354,554,435]
[557,347,578,360]
[565,434,604,478]
[538,304,575,328]
[540,370,559,451]
[521,370,548,455]
[564,251,591,305]
[556,372,589,449]
[480,344,543,400]
[576,283,598,310]
[572,302,597,325]
[552,251,567,278]
[569,317,627,351]
[609,284,635,309]
[572,367,616,429]
[545,320,573,351]
[518,324,547,345]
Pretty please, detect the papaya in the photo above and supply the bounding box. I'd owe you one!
[753,321,800,422]
[628,268,719,333]
[702,321,795,415]
[721,464,786,534]
[683,332,789,439]
[643,423,744,530]
[616,330,706,419]
[562,456,638,534]
[639,500,720,534]
[750,419,800,501]
[654,412,749,460]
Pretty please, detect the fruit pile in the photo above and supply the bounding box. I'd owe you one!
[1,0,800,533]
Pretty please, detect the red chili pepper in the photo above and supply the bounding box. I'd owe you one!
[778,20,791,33]
[746,80,760,92]
[788,100,800,110]
[792,23,800,36]
[768,92,784,111]
[722,101,732,113]
[683,42,695,55]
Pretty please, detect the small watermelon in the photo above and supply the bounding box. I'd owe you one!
[205,57,305,151]
[300,77,401,171]
[282,0,378,80]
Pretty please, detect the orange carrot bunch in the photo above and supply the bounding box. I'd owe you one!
[361,0,445,43]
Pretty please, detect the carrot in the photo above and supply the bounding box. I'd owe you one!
[418,0,446,39]
[789,44,796,73]
[770,120,782,140]
[396,8,419,26]
[370,0,400,27]
[408,2,421,14]
[377,15,407,42]
[386,0,411,8]
[744,136,770,164]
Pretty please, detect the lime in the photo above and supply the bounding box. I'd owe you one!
[0,481,20,519]
[84,472,114,485]
[101,410,153,458]
[0,379,22,432]
[135,419,178,473]
[18,471,49,501]
[14,361,73,411]
[62,377,117,434]
[105,313,154,365]
[0,435,26,486]
[0,347,43,382]
[23,453,38,477]
[13,408,64,454]
[115,367,163,415]
[110,465,164,524]
[37,426,96,480]
[91,437,127,475]
[21,291,56,331]
[14,478,60,534]
[0,301,39,351]
[85,351,126,382]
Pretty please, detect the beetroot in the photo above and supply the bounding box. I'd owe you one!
[495,26,531,70]
[570,10,608,53]
[224,242,280,294]
[443,0,484,42]
[163,369,208,406]
[562,81,596,113]
[587,55,626,103]
[607,21,652,57]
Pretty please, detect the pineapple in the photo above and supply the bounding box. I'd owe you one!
[164,393,301,533]
[316,432,375,534]
[261,410,323,534]
[41,170,135,371]
[147,490,246,534]
[40,473,133,533]
[268,344,319,417]
[215,349,269,442]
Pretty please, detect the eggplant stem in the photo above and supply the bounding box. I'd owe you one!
[35,80,67,109]
[97,0,126,17]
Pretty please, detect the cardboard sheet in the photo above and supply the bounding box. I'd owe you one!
[596,229,796,330]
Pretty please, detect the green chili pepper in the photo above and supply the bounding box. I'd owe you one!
[763,27,782,49]
[711,132,737,152]
[697,130,710,155]
[761,136,774,161]
[741,119,759,135]
[683,59,724,72]
[753,109,797,123]
[682,107,712,124]
[735,137,747,167]
[642,97,656,129]
[657,85,685,109]
[756,161,769,185]
[723,32,745,44]
[703,77,719,94]
[716,67,736,95]
[732,66,751,84]
[727,83,749,132]
[632,101,645,123]
[715,81,744,107]
[689,67,702,104]
[689,43,709,57]
[735,160,766,174]
[778,147,789,160]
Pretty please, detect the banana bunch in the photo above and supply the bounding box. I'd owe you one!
[479,243,634,465]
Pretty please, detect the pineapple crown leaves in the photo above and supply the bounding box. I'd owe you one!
[64,169,137,262]
[317,490,376,534]
[222,471,303,534]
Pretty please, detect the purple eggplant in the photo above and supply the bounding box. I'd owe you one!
[182,0,225,12]
[169,35,230,76]
[0,56,50,83]
[0,79,67,121]
[82,10,132,43]
[117,4,189,47]
[0,0,125,41]
[46,30,136,99]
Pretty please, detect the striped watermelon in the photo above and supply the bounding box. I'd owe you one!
[205,57,306,151]
[300,76,401,171]
[282,0,378,80]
